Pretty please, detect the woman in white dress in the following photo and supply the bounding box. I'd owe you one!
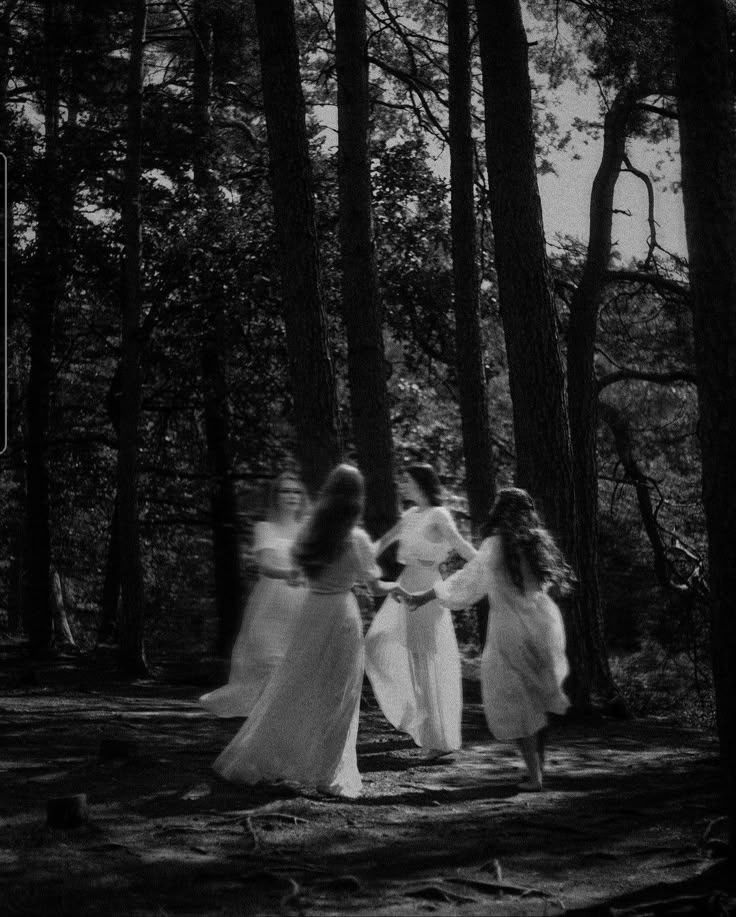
[365,464,477,759]
[213,464,396,798]
[199,472,308,718]
[400,487,573,791]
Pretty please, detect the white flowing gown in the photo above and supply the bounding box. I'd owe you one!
[434,535,570,741]
[365,506,463,753]
[200,521,307,718]
[213,528,380,798]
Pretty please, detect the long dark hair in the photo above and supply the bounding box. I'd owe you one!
[481,487,575,595]
[293,464,364,578]
[406,463,444,507]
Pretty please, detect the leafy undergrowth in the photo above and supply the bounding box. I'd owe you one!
[610,639,715,730]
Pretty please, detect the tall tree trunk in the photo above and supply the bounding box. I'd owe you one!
[0,2,23,633]
[448,0,495,647]
[99,367,122,643]
[192,0,243,654]
[334,0,396,538]
[117,0,148,675]
[99,496,120,643]
[0,4,11,125]
[674,0,736,857]
[201,326,243,655]
[24,0,64,654]
[475,0,595,707]
[448,0,495,533]
[566,93,634,702]
[253,0,341,494]
[50,567,75,648]
[474,0,572,530]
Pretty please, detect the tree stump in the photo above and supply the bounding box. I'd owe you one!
[47,794,89,829]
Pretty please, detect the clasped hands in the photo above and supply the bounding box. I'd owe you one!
[390,585,425,610]
[286,568,306,588]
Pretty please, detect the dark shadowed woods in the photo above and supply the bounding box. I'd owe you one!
[1,0,736,913]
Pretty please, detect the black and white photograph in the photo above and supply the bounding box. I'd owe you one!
[0,0,734,914]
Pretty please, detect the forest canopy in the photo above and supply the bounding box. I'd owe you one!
[0,0,713,728]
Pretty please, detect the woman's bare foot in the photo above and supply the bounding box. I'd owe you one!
[517,778,543,792]
[421,748,453,761]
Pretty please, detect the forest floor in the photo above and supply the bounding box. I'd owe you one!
[0,638,733,917]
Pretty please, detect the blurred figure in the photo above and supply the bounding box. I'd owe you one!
[213,464,396,798]
[200,471,308,717]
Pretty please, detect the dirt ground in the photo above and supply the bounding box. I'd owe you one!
[0,640,733,917]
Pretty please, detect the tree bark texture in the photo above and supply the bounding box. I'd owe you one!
[117,0,148,675]
[474,0,573,533]
[448,0,495,532]
[674,0,736,855]
[2,3,23,635]
[193,0,243,654]
[24,0,64,653]
[449,0,495,648]
[475,0,590,703]
[254,0,341,495]
[99,367,122,642]
[334,0,397,538]
[99,496,120,643]
[50,568,75,647]
[0,4,10,121]
[566,93,635,701]
[201,328,244,655]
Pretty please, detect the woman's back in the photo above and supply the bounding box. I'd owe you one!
[486,535,544,599]
[308,528,379,594]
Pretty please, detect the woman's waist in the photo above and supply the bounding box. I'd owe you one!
[398,555,441,568]
[398,565,439,589]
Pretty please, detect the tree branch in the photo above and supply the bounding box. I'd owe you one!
[635,100,678,119]
[603,269,690,299]
[622,153,657,267]
[170,0,210,63]
[599,400,689,593]
[597,367,696,392]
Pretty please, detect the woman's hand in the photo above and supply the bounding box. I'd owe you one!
[286,568,305,587]
[391,586,419,608]
[371,579,398,597]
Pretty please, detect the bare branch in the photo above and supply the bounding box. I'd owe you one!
[635,100,678,119]
[603,269,690,299]
[170,0,209,63]
[597,367,696,393]
[622,153,657,267]
[215,115,257,143]
[367,54,448,142]
[599,400,691,593]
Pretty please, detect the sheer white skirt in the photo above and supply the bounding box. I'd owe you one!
[213,588,365,798]
[365,563,462,752]
[200,576,306,718]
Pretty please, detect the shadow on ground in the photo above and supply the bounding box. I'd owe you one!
[0,641,732,916]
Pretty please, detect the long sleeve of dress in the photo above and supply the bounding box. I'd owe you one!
[352,528,382,583]
[433,539,495,610]
[251,521,271,559]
